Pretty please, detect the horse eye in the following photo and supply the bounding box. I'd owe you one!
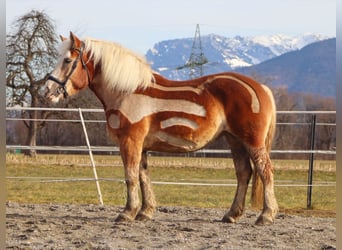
[64,58,72,64]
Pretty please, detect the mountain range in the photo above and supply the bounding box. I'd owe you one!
[237,38,335,97]
[145,33,335,97]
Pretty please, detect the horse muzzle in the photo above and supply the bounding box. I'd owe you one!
[47,75,69,97]
[45,78,68,103]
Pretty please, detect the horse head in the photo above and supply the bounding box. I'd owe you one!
[45,32,93,103]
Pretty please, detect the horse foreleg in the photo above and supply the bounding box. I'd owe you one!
[249,147,278,225]
[222,138,252,223]
[115,138,142,222]
[136,151,156,221]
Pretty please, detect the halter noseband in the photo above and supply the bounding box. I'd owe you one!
[47,41,91,98]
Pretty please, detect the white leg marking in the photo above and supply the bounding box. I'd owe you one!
[119,94,206,124]
[160,117,199,130]
[108,113,120,129]
[207,75,260,113]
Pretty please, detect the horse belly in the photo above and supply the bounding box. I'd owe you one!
[144,114,226,153]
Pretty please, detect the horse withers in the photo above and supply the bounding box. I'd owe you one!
[45,32,278,225]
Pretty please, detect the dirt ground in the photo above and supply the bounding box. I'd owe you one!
[6,202,336,249]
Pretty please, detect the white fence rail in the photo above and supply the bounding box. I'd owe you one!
[6,107,336,155]
[6,107,336,207]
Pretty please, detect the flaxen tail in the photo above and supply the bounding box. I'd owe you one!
[251,86,277,208]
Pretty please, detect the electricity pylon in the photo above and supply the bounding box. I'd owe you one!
[178,24,208,79]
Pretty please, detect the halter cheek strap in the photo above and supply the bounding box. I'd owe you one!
[47,41,91,98]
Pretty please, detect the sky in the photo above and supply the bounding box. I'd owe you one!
[6,0,336,54]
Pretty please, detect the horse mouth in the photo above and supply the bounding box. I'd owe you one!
[44,85,65,104]
[45,93,60,104]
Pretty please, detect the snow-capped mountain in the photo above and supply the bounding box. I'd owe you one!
[145,33,330,80]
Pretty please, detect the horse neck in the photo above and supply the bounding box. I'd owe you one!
[87,56,150,111]
[88,69,124,111]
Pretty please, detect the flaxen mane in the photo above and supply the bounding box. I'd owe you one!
[81,39,154,92]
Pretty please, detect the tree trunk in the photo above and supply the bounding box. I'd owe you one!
[24,94,39,157]
[24,109,38,157]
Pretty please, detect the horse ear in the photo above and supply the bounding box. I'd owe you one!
[69,31,82,48]
[59,35,67,41]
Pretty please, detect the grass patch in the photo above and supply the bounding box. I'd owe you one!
[6,154,335,215]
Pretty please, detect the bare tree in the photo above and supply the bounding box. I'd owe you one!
[6,10,59,156]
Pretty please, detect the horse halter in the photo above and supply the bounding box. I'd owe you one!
[47,41,91,98]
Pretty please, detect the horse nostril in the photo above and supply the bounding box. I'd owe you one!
[46,86,51,95]
[45,90,53,100]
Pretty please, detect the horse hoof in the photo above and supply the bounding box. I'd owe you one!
[135,212,152,221]
[115,213,134,222]
[255,215,274,226]
[222,215,236,223]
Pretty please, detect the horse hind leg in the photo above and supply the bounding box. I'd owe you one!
[222,135,252,223]
[248,146,278,225]
[135,151,156,221]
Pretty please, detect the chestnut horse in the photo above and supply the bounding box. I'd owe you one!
[45,32,278,225]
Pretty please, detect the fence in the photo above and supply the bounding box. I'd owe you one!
[6,107,336,208]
